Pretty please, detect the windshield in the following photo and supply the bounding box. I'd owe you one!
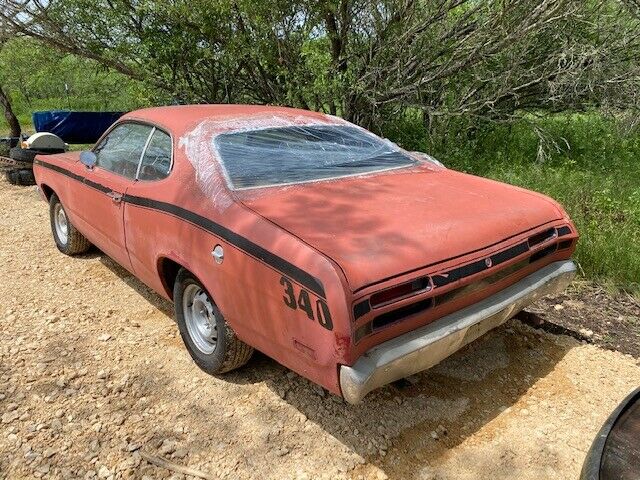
[213,125,417,189]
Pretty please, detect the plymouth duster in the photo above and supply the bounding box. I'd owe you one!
[33,105,578,403]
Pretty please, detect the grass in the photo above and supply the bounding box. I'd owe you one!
[386,114,640,294]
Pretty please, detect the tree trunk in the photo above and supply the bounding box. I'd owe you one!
[0,84,21,138]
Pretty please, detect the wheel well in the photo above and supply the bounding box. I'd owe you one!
[40,184,54,201]
[158,257,183,300]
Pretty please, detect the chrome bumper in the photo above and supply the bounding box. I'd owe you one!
[340,260,577,404]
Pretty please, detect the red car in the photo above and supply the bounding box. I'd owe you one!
[33,105,578,403]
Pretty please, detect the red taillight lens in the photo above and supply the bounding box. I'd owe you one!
[528,227,557,248]
[370,277,431,307]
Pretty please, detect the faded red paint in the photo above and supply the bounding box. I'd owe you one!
[239,165,567,292]
[33,105,578,397]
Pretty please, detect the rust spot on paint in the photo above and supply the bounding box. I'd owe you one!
[334,334,351,357]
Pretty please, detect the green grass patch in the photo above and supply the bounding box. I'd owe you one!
[386,114,640,293]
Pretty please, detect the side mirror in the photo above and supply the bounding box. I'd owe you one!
[79,151,97,169]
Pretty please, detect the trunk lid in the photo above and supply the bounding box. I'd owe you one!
[238,167,563,292]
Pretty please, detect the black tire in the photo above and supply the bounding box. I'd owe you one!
[49,193,92,255]
[5,170,18,185]
[0,136,20,149]
[9,146,65,163]
[174,269,254,374]
[4,168,35,186]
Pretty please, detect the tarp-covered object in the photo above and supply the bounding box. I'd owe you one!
[32,111,125,144]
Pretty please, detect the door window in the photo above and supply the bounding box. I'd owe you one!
[94,123,153,179]
[138,129,172,181]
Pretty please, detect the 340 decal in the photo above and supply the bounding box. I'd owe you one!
[280,276,333,330]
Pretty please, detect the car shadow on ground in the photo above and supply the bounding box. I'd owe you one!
[92,251,174,317]
[90,250,574,479]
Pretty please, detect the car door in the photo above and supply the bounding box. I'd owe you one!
[122,127,175,292]
[71,122,154,271]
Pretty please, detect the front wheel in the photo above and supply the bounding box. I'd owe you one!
[174,269,253,374]
[49,193,91,255]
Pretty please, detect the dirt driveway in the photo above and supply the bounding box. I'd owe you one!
[1,181,639,480]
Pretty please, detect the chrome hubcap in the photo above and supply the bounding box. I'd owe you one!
[54,203,69,244]
[183,284,218,354]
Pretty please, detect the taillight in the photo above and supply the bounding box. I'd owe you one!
[528,227,557,248]
[558,239,573,250]
[369,276,431,307]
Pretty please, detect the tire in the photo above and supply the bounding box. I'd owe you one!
[49,193,92,255]
[4,168,35,186]
[174,269,254,374]
[4,170,17,184]
[0,136,20,149]
[9,146,64,163]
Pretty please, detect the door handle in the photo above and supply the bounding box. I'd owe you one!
[106,191,123,203]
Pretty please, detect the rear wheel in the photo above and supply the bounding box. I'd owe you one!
[49,193,91,255]
[174,269,253,374]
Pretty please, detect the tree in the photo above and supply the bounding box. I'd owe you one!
[0,37,153,115]
[0,37,21,137]
[2,0,640,133]
[0,84,21,138]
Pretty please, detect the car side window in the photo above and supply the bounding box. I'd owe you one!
[94,123,153,179]
[138,129,172,181]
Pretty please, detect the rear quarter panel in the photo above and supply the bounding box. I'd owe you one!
[125,164,353,395]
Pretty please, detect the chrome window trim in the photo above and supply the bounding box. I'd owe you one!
[135,126,156,180]
[91,120,174,182]
[136,127,175,183]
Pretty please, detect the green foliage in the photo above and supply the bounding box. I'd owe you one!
[386,114,640,292]
[0,37,159,131]
[4,1,640,129]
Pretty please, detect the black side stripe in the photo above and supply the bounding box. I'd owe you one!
[124,194,326,297]
[35,160,326,298]
[36,160,111,194]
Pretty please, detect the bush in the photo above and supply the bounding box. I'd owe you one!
[385,113,640,293]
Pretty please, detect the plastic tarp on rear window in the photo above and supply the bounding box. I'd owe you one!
[32,111,125,144]
[213,124,418,189]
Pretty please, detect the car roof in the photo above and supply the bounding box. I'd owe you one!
[121,104,332,136]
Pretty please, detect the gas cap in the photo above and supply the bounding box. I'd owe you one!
[211,245,224,264]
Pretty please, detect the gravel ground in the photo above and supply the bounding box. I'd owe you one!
[1,180,639,480]
[530,282,640,358]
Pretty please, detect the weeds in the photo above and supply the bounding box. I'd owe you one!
[387,113,640,293]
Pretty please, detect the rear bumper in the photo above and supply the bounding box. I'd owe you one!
[339,260,577,404]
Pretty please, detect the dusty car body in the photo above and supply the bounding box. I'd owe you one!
[33,105,578,403]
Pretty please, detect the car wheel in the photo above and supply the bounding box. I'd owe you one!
[49,193,92,255]
[4,168,36,186]
[174,269,254,374]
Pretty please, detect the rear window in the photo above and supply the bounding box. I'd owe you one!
[214,125,417,189]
